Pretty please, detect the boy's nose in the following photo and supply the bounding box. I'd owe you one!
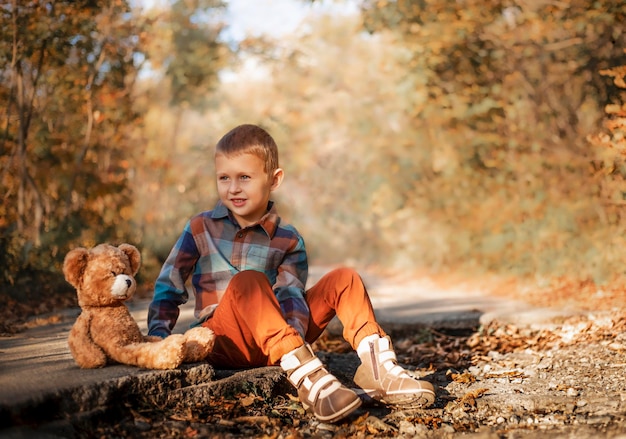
[229,181,241,193]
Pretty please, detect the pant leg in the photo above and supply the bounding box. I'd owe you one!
[304,267,386,349]
[202,270,303,368]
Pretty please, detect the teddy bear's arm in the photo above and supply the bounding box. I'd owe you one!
[68,313,108,368]
[104,334,188,369]
[182,327,215,363]
[144,327,215,363]
[144,335,164,342]
[90,309,187,369]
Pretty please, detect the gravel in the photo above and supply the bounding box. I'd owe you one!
[43,311,626,438]
[4,270,626,438]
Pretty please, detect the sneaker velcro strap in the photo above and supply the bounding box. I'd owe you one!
[289,356,324,386]
[382,359,408,375]
[281,344,314,370]
[378,351,396,363]
[281,353,302,371]
[307,373,338,403]
[389,364,410,377]
[379,337,391,350]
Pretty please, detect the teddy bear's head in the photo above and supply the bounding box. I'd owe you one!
[63,243,141,307]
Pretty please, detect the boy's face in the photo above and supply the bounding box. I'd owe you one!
[215,152,283,228]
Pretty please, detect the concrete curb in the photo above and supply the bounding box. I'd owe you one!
[0,364,214,432]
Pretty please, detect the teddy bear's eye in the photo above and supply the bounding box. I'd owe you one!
[111,271,118,277]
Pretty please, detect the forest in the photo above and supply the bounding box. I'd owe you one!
[1,0,626,305]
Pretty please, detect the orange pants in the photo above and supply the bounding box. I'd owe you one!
[202,267,385,368]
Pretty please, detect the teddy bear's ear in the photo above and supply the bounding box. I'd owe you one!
[118,243,141,276]
[63,247,90,288]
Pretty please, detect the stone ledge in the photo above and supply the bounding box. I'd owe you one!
[0,363,214,432]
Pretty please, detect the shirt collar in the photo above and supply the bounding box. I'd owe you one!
[211,200,279,238]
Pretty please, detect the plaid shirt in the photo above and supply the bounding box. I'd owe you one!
[147,200,309,338]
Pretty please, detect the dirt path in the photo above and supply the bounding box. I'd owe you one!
[62,310,626,438]
[3,270,626,438]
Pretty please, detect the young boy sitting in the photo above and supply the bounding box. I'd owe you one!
[147,124,435,423]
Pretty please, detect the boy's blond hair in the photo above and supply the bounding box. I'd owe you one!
[215,124,279,175]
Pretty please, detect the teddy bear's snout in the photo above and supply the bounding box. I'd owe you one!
[111,274,136,299]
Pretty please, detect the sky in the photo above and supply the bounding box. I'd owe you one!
[224,0,310,41]
[133,0,360,81]
[135,0,360,41]
[224,0,360,40]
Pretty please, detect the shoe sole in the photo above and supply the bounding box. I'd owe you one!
[303,396,362,423]
[353,387,436,408]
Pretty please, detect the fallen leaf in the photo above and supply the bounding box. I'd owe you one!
[232,415,270,424]
[451,372,476,383]
[240,394,257,407]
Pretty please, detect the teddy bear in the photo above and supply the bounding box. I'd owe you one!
[63,243,214,369]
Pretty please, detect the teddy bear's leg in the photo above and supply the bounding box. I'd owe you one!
[109,334,187,369]
[68,322,108,369]
[182,327,215,363]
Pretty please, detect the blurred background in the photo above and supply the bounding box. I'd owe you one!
[1,0,626,303]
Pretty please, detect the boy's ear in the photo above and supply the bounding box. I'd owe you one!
[270,168,284,191]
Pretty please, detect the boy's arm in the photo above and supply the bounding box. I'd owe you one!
[147,222,198,337]
[274,234,310,338]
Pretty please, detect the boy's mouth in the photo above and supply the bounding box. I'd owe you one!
[230,198,246,207]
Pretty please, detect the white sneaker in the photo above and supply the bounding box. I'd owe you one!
[353,335,435,407]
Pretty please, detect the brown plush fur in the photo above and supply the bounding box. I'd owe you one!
[63,243,214,369]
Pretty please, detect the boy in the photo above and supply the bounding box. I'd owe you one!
[147,124,435,423]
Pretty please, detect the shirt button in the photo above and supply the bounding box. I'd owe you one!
[237,232,243,238]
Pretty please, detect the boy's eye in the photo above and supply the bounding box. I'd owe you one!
[240,175,250,180]
[218,176,229,181]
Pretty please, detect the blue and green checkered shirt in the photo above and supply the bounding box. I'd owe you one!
[147,200,309,338]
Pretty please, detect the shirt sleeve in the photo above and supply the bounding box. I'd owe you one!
[274,232,310,338]
[147,221,198,337]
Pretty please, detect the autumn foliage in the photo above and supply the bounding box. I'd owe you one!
[1,0,626,304]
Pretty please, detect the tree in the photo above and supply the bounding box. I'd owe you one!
[123,0,230,269]
[0,0,144,284]
[357,0,626,280]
